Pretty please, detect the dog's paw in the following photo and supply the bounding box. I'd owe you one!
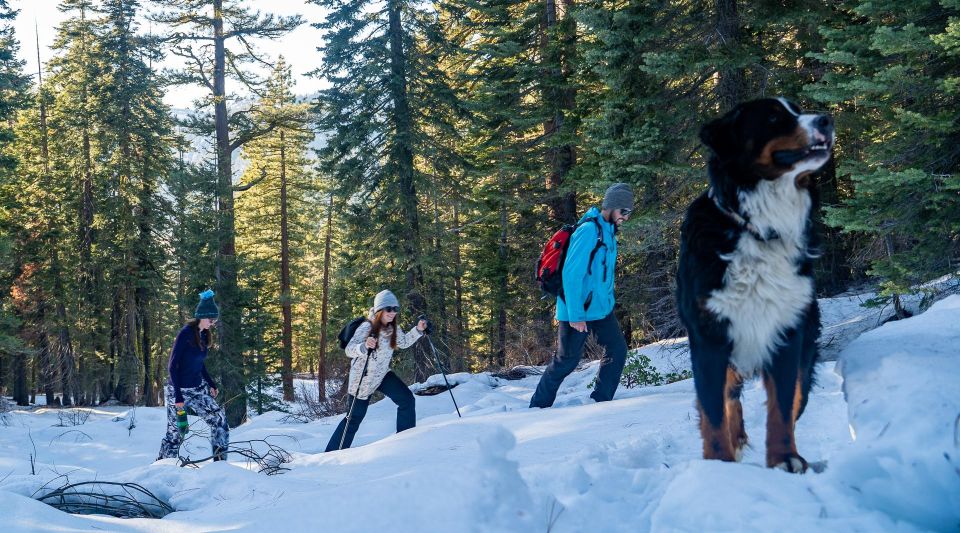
[769,453,808,473]
[733,438,749,462]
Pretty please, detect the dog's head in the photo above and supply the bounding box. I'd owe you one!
[700,98,835,190]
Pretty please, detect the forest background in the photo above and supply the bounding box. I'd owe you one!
[0,0,956,427]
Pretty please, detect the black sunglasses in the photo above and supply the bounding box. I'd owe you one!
[382,306,400,313]
[618,208,633,217]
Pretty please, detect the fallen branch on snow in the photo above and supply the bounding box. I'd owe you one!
[35,480,174,519]
[178,437,294,475]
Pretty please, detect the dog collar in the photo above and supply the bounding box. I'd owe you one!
[708,188,779,241]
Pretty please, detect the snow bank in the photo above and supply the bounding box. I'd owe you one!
[1,290,957,532]
[834,295,960,530]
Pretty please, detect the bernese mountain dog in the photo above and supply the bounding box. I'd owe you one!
[676,97,835,473]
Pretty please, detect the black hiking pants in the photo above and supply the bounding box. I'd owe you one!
[325,371,416,451]
[530,312,628,408]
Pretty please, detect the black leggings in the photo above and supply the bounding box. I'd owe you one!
[325,371,416,451]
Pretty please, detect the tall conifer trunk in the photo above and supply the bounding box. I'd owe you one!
[212,0,247,427]
[386,0,429,380]
[715,0,746,109]
[495,201,508,367]
[280,130,294,401]
[77,4,100,405]
[542,0,577,224]
[388,0,422,293]
[317,195,334,400]
[138,145,155,406]
[54,274,74,406]
[13,350,28,406]
[36,51,76,406]
[38,302,56,406]
[452,204,465,355]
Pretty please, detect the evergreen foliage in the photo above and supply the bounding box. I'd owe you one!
[0,0,955,410]
[236,59,318,403]
[0,0,29,405]
[150,0,303,426]
[807,0,960,311]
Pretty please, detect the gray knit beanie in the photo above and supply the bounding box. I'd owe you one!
[373,290,400,314]
[601,183,634,212]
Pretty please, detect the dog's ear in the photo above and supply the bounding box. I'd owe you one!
[699,108,740,157]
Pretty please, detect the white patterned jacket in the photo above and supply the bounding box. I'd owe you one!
[345,320,422,400]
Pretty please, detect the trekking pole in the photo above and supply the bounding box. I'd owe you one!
[338,341,374,451]
[422,327,461,418]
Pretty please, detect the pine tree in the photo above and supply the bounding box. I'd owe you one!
[93,0,175,405]
[0,0,30,405]
[236,58,315,402]
[151,0,303,425]
[312,0,468,381]
[808,0,960,315]
[575,0,842,339]
[444,0,588,366]
[3,0,182,406]
[42,0,104,405]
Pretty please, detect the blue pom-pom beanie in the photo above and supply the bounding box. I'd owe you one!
[195,289,220,319]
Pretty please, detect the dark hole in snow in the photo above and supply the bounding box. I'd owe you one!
[36,481,174,519]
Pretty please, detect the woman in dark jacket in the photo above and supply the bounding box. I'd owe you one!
[157,290,229,461]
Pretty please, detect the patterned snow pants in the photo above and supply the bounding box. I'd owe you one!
[157,383,229,461]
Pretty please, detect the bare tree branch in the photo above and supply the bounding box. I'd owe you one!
[233,167,268,192]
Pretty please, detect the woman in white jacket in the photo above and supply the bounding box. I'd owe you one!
[325,290,427,451]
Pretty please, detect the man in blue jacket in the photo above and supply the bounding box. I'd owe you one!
[530,183,633,408]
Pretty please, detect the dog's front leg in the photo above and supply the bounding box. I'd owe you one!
[763,329,808,473]
[692,336,738,461]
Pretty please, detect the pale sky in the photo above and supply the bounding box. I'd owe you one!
[12,0,328,109]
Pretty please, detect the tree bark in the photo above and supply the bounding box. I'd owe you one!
[714,0,747,110]
[495,202,508,367]
[280,130,294,401]
[37,303,57,406]
[30,352,37,404]
[432,191,449,340]
[387,0,428,379]
[452,204,466,369]
[212,0,247,427]
[317,194,334,400]
[138,154,155,407]
[36,36,76,407]
[387,0,423,293]
[79,4,99,407]
[54,284,75,407]
[13,351,28,406]
[45,138,76,407]
[883,234,907,319]
[542,0,577,224]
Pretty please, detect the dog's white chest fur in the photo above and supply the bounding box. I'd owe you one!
[706,174,814,375]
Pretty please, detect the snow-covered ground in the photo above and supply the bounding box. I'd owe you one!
[1,292,958,532]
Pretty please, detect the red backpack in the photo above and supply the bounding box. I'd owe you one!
[536,218,604,299]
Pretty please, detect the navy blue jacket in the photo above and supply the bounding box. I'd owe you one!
[167,325,216,403]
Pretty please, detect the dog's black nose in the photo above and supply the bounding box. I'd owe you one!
[815,115,833,129]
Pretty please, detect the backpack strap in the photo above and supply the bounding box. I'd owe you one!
[585,217,605,276]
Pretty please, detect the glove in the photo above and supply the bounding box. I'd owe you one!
[418,315,434,335]
[176,408,189,437]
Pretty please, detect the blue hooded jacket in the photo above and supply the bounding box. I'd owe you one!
[556,207,618,323]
